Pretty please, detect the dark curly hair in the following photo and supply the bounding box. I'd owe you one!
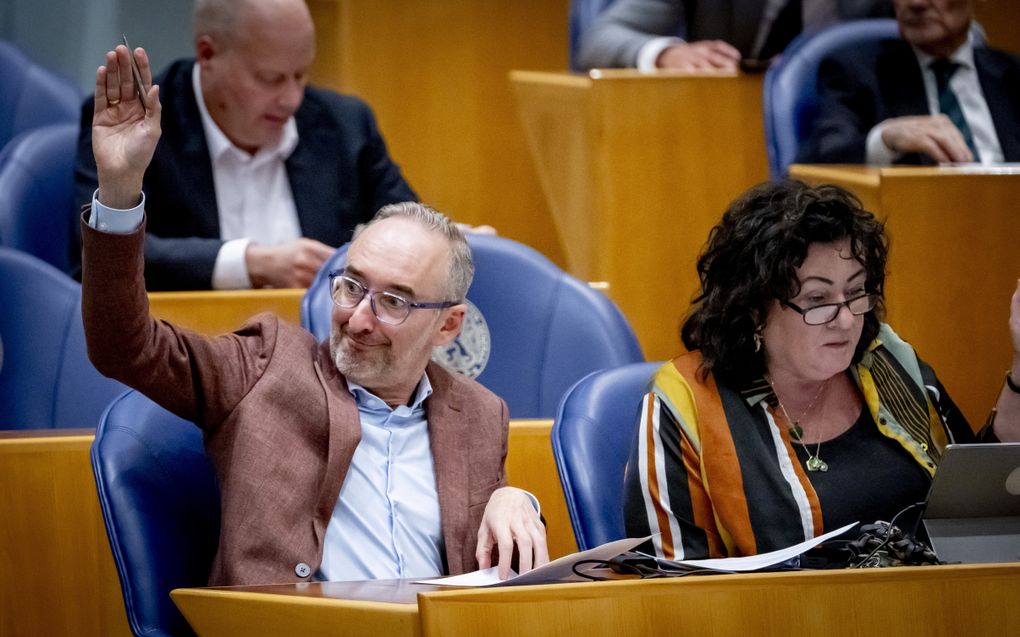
[681,180,888,385]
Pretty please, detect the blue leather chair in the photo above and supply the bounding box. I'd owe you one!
[302,233,644,418]
[0,247,125,429]
[551,361,659,550]
[0,39,80,150]
[763,19,900,178]
[92,390,220,637]
[0,123,79,272]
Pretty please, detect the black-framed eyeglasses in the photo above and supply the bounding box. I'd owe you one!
[782,293,876,326]
[327,271,458,326]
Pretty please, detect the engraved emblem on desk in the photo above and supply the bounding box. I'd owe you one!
[294,562,311,578]
[431,299,490,379]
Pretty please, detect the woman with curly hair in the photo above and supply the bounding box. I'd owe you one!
[624,180,1020,559]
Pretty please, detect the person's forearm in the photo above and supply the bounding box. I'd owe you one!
[992,357,1020,441]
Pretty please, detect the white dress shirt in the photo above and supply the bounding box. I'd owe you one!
[191,65,303,289]
[867,36,1004,165]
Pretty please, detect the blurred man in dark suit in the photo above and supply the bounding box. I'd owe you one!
[576,0,891,71]
[74,0,415,290]
[798,0,1020,165]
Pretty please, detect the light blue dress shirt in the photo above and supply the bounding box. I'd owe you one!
[318,376,445,581]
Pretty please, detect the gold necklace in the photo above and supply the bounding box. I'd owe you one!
[768,376,830,472]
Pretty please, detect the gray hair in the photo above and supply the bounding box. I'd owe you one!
[352,202,474,301]
[193,0,309,48]
[192,0,243,46]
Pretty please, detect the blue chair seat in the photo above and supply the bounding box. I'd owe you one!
[92,390,221,637]
[552,362,660,550]
[0,247,125,429]
[0,39,80,150]
[0,123,80,272]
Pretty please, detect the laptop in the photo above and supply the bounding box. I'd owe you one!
[922,443,1020,564]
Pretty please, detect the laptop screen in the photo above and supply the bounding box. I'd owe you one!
[922,443,1020,564]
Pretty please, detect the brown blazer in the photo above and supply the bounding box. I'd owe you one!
[81,220,508,585]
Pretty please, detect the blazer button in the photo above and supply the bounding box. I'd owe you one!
[295,562,311,578]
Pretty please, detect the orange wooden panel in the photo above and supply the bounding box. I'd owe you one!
[0,432,131,637]
[307,0,570,269]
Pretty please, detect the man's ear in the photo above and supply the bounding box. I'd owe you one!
[432,304,466,347]
[195,35,217,65]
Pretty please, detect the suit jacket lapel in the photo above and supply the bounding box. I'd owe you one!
[975,49,1020,162]
[729,0,767,58]
[424,362,470,575]
[174,61,221,236]
[287,96,339,242]
[313,341,363,546]
[879,41,930,119]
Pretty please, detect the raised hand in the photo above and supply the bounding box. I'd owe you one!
[94,44,162,210]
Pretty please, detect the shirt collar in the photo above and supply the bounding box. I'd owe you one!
[912,32,975,73]
[347,373,434,417]
[191,63,299,163]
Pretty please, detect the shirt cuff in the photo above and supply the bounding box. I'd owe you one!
[866,122,899,166]
[212,238,254,290]
[637,37,684,73]
[89,189,145,233]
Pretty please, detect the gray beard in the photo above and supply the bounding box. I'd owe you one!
[330,328,394,386]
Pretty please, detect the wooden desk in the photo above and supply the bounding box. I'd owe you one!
[511,70,769,361]
[148,288,304,336]
[172,562,1020,637]
[790,165,1020,427]
[305,0,569,267]
[0,430,131,637]
[0,420,570,637]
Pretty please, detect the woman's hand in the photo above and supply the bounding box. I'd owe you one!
[93,44,161,210]
[1009,279,1020,375]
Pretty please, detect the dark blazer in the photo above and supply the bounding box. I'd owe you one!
[74,58,416,290]
[81,218,508,585]
[576,0,892,69]
[797,38,1020,164]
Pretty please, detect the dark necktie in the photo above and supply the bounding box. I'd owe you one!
[930,59,979,160]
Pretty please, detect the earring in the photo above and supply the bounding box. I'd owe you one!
[753,325,763,353]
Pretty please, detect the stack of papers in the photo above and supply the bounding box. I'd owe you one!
[417,522,857,587]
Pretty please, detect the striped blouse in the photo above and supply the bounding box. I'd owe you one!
[623,323,982,560]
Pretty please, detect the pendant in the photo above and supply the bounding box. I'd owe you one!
[789,424,804,441]
[806,456,829,472]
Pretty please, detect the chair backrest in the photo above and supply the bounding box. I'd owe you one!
[0,123,79,272]
[302,233,644,418]
[0,40,80,150]
[568,0,616,70]
[0,247,126,429]
[91,390,221,637]
[551,361,660,550]
[763,19,899,178]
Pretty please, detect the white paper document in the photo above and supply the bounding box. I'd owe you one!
[415,536,651,587]
[415,521,858,588]
[658,521,859,572]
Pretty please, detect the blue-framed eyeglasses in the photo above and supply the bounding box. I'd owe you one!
[328,271,458,326]
[782,293,877,326]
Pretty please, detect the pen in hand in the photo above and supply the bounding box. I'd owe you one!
[121,34,147,113]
